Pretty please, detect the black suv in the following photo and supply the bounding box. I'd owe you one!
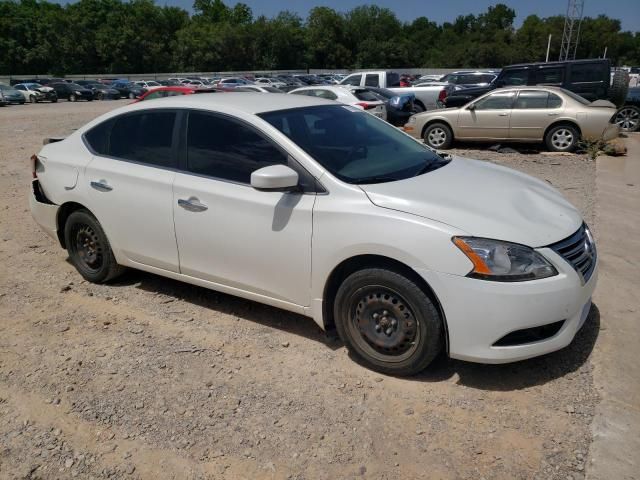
[444,59,628,108]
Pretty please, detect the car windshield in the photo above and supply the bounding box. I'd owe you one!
[68,83,84,89]
[561,89,591,105]
[259,105,450,184]
[25,83,42,89]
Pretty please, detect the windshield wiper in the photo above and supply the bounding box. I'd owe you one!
[352,176,399,185]
[413,155,452,177]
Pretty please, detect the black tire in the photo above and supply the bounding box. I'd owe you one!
[64,210,125,283]
[609,70,629,108]
[423,122,453,149]
[128,92,135,99]
[29,95,37,103]
[334,268,443,376]
[69,94,76,102]
[545,123,579,152]
[52,98,58,103]
[614,105,640,132]
[97,92,104,101]
[412,103,425,113]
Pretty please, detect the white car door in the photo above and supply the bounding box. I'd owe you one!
[172,111,315,306]
[83,110,180,272]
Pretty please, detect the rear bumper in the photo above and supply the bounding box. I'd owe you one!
[29,180,59,241]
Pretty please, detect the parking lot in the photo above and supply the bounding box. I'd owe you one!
[0,100,611,479]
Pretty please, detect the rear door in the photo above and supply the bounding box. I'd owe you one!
[83,110,180,271]
[509,90,564,140]
[456,91,515,139]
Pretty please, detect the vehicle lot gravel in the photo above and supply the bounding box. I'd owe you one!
[1,101,599,479]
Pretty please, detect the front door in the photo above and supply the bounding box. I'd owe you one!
[456,91,515,139]
[173,111,314,306]
[84,110,180,271]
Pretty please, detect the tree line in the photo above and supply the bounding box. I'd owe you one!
[1,0,639,75]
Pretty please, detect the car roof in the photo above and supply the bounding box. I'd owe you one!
[126,91,335,114]
[505,58,608,69]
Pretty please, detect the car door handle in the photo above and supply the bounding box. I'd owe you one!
[178,197,208,212]
[548,112,560,116]
[90,180,112,192]
[498,113,509,116]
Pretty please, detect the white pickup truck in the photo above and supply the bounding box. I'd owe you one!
[339,71,451,112]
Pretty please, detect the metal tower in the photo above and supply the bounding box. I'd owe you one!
[559,0,585,61]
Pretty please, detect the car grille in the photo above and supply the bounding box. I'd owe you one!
[548,224,597,283]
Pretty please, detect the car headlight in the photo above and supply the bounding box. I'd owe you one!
[452,237,558,282]
[75,90,82,95]
[407,116,417,124]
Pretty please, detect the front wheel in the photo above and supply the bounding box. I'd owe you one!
[69,94,76,102]
[29,95,37,103]
[545,124,579,152]
[423,122,453,149]
[64,210,125,283]
[128,92,135,99]
[334,268,443,376]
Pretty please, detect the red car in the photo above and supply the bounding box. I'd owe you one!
[134,86,214,102]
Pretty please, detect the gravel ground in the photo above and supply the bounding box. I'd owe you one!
[1,101,599,480]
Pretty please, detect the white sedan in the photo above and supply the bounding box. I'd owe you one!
[29,93,596,376]
[289,85,387,120]
[255,77,287,88]
[134,80,162,90]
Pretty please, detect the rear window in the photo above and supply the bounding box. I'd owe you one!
[353,90,380,102]
[561,89,591,105]
[570,63,608,83]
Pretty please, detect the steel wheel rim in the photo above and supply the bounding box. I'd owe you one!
[74,225,103,271]
[347,286,420,363]
[427,127,447,147]
[551,128,574,150]
[615,107,639,131]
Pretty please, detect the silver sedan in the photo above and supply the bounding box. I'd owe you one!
[404,86,619,152]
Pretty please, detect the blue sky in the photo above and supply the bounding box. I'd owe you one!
[55,1,640,32]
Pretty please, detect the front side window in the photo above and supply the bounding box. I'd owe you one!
[259,105,449,184]
[186,111,288,184]
[106,111,176,168]
[473,91,515,110]
[342,74,362,86]
[365,74,379,87]
[500,69,528,86]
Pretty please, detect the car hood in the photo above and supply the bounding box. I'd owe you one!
[36,86,54,92]
[360,156,582,247]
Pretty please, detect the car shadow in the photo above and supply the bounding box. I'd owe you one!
[412,303,601,391]
[109,269,343,350]
[107,268,600,389]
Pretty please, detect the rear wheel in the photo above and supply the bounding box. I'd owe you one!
[64,210,125,283]
[545,124,579,152]
[69,94,76,102]
[423,122,453,149]
[128,92,135,99]
[614,106,640,132]
[334,268,443,376]
[29,95,37,103]
[97,92,104,101]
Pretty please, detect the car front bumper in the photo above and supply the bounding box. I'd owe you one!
[417,246,598,364]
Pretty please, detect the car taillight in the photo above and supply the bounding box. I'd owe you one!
[30,154,38,179]
[356,102,376,110]
[438,89,447,102]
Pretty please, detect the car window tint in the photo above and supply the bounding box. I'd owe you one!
[84,120,113,155]
[547,93,562,108]
[186,112,288,184]
[513,91,549,109]
[570,63,607,83]
[387,73,401,87]
[500,69,528,86]
[474,91,515,110]
[536,68,564,84]
[314,90,338,100]
[342,74,362,86]
[353,90,380,102]
[365,74,379,87]
[109,112,176,168]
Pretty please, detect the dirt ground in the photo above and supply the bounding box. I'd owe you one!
[1,100,600,480]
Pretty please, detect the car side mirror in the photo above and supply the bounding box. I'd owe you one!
[251,165,299,192]
[467,103,476,111]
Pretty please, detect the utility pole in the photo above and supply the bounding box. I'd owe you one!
[546,34,552,62]
[559,0,585,61]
